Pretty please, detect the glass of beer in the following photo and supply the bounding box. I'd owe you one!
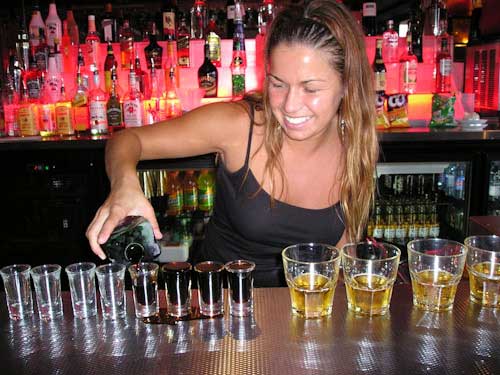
[464,235,500,308]
[407,238,467,312]
[282,243,341,319]
[342,241,401,316]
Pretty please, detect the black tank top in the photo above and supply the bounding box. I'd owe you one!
[196,105,345,287]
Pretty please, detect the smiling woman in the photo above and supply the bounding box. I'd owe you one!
[86,0,378,287]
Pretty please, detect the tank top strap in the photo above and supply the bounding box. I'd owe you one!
[242,102,255,170]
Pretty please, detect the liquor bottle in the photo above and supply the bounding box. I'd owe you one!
[16,19,30,71]
[104,42,118,93]
[144,22,163,70]
[207,17,222,67]
[468,0,482,44]
[72,66,90,135]
[394,204,407,244]
[198,40,218,98]
[88,69,108,135]
[417,203,429,238]
[424,0,447,36]
[34,28,48,72]
[162,0,178,40]
[226,0,236,38]
[65,8,79,46]
[106,67,123,131]
[435,37,452,93]
[362,1,377,36]
[165,65,181,118]
[190,0,208,40]
[61,21,73,72]
[7,52,24,97]
[428,204,440,238]
[77,47,91,90]
[183,170,198,212]
[102,2,118,43]
[197,169,215,212]
[39,77,57,137]
[176,15,190,67]
[145,61,161,124]
[55,81,74,136]
[399,34,418,94]
[166,171,184,217]
[123,67,144,127]
[165,37,179,86]
[407,204,418,241]
[258,0,276,35]
[134,53,149,98]
[45,54,62,102]
[53,38,63,73]
[372,203,385,239]
[45,1,62,48]
[85,15,100,70]
[29,3,45,48]
[382,20,398,64]
[119,19,134,69]
[18,82,40,137]
[25,51,43,101]
[384,204,396,242]
[409,4,424,63]
[231,1,246,98]
[2,76,20,137]
[373,39,386,93]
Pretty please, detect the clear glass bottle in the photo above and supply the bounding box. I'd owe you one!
[258,0,276,35]
[435,37,452,93]
[39,77,57,137]
[45,54,61,102]
[190,0,208,39]
[123,67,144,128]
[85,15,100,69]
[134,53,149,98]
[165,66,181,118]
[45,1,62,48]
[382,20,399,64]
[88,69,108,135]
[399,34,418,94]
[119,19,134,69]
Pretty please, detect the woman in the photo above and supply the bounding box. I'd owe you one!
[86,0,378,287]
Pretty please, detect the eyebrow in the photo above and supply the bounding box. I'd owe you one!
[268,74,327,84]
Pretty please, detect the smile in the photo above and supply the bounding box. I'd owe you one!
[284,115,312,125]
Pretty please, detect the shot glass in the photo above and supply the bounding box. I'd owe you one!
[128,262,159,318]
[162,262,192,318]
[0,264,33,320]
[65,262,97,319]
[96,263,127,320]
[464,235,500,308]
[30,264,63,320]
[282,243,341,319]
[194,261,225,317]
[408,238,467,312]
[342,242,401,316]
[225,260,255,317]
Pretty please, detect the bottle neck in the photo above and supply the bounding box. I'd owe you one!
[48,3,58,17]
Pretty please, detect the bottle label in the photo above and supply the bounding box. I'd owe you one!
[40,105,56,133]
[102,19,114,42]
[384,227,395,240]
[123,100,144,127]
[89,101,108,131]
[208,33,221,62]
[107,105,123,127]
[73,106,89,131]
[363,3,377,17]
[429,225,440,238]
[395,227,406,240]
[163,11,176,38]
[439,58,452,76]
[418,225,429,238]
[167,191,183,216]
[373,227,384,238]
[104,71,112,92]
[18,106,39,136]
[46,21,59,46]
[200,76,217,97]
[232,74,246,97]
[227,5,235,20]
[183,189,198,210]
[198,188,214,211]
[55,105,74,134]
[408,226,418,240]
[26,79,41,99]
[35,49,48,71]
[374,71,386,91]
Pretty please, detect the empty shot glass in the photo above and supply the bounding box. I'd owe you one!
[96,263,127,320]
[225,260,256,317]
[128,262,159,318]
[65,262,97,319]
[464,235,500,307]
[0,264,33,320]
[408,238,467,312]
[342,242,401,316]
[30,264,63,320]
[194,261,225,317]
[162,262,192,318]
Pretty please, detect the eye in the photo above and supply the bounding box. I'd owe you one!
[304,87,319,94]
[269,79,284,89]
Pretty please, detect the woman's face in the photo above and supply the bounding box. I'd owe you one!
[267,42,344,143]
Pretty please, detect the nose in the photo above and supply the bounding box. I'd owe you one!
[283,87,303,114]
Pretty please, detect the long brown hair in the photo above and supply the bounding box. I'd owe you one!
[250,0,378,242]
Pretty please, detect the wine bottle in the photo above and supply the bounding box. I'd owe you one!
[198,40,218,98]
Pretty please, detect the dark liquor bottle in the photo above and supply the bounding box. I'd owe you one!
[176,15,190,67]
[104,42,117,93]
[468,0,482,44]
[198,40,218,97]
[226,0,236,38]
[25,50,42,100]
[34,28,48,72]
[162,0,178,41]
[435,37,452,93]
[144,22,163,70]
[106,67,123,131]
[409,3,424,63]
[102,2,118,43]
[373,39,386,93]
[362,1,377,36]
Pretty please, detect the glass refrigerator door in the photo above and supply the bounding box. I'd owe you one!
[370,161,470,248]
[487,161,500,216]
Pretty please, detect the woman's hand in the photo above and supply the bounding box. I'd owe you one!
[86,183,162,260]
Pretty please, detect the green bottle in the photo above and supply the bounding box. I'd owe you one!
[197,169,215,212]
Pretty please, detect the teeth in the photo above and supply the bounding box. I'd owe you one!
[285,116,311,125]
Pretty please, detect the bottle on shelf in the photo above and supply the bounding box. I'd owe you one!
[409,3,424,63]
[176,15,190,68]
[119,19,134,70]
[72,65,90,135]
[106,67,123,131]
[102,2,118,43]
[424,0,447,37]
[226,0,236,38]
[123,65,144,128]
[372,203,385,239]
[399,34,418,94]
[88,69,108,135]
[85,15,100,70]
[16,19,30,71]
[435,37,452,93]
[183,170,199,212]
[55,81,74,136]
[28,2,45,48]
[18,82,40,137]
[382,19,398,64]
[61,21,73,72]
[165,65,181,118]
[77,47,91,91]
[134,53,149,98]
[45,1,62,49]
[39,74,57,137]
[257,0,276,36]
[197,169,215,213]
[53,38,63,73]
[34,28,48,72]
[104,42,118,93]
[65,7,79,46]
[144,22,163,70]
[198,40,218,98]
[25,51,42,101]
[207,15,222,67]
[190,0,208,40]
[45,54,62,103]
[145,61,163,124]
[362,1,377,36]
[468,0,482,44]
[373,39,386,93]
[7,51,24,97]
[231,1,247,98]
[2,76,20,137]
[488,163,500,215]
[166,171,184,217]
[162,0,178,41]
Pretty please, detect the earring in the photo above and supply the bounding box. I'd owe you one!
[340,119,346,138]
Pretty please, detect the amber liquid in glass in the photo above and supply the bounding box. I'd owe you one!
[411,269,458,311]
[288,273,335,319]
[468,262,500,307]
[346,274,393,316]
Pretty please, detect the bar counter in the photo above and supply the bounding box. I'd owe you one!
[1,282,498,375]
